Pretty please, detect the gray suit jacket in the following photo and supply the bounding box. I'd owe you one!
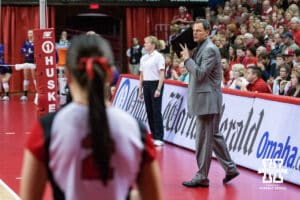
[184,38,222,116]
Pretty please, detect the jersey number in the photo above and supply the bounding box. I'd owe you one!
[81,135,114,182]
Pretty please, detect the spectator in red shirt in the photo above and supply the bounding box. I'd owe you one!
[242,66,272,93]
[171,6,193,31]
[236,45,258,68]
[290,17,300,46]
[261,0,273,21]
[271,12,281,29]
[245,46,258,68]
[221,57,231,85]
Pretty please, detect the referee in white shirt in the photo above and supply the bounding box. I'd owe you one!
[139,36,165,146]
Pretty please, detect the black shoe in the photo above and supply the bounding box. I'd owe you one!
[223,171,239,184]
[182,179,209,188]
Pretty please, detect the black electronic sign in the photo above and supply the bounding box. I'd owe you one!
[1,0,208,6]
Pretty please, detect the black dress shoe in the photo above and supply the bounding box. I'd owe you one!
[182,179,209,188]
[223,171,240,184]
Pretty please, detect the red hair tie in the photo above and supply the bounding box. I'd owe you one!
[79,57,113,82]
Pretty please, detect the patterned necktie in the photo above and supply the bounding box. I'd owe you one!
[192,46,199,59]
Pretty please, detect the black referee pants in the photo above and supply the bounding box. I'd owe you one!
[143,81,164,140]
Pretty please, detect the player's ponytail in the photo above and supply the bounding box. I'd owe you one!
[66,34,115,185]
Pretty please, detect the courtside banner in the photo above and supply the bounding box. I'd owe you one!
[34,28,58,115]
[112,75,300,185]
[249,99,300,185]
[221,94,300,185]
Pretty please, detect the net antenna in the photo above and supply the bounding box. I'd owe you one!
[40,0,47,29]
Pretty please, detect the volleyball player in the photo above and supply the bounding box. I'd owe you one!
[20,29,36,101]
[20,34,163,200]
[0,43,12,101]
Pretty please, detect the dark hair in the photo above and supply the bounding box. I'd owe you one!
[295,48,300,57]
[248,66,262,78]
[276,53,284,59]
[248,46,257,57]
[193,19,211,31]
[228,44,237,61]
[258,51,270,60]
[235,45,246,51]
[279,64,291,75]
[66,34,115,185]
[293,70,300,85]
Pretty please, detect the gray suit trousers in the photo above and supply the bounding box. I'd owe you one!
[195,113,237,180]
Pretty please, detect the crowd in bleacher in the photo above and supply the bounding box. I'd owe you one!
[205,0,300,97]
[126,1,300,98]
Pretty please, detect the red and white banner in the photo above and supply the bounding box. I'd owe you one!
[112,74,300,186]
[34,28,58,116]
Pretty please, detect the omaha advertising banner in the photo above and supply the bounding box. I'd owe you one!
[112,75,300,185]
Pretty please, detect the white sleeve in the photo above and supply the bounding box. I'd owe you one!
[158,53,165,70]
[139,56,145,72]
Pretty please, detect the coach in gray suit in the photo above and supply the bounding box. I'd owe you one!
[180,19,239,187]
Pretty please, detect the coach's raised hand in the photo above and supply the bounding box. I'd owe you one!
[179,43,189,62]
